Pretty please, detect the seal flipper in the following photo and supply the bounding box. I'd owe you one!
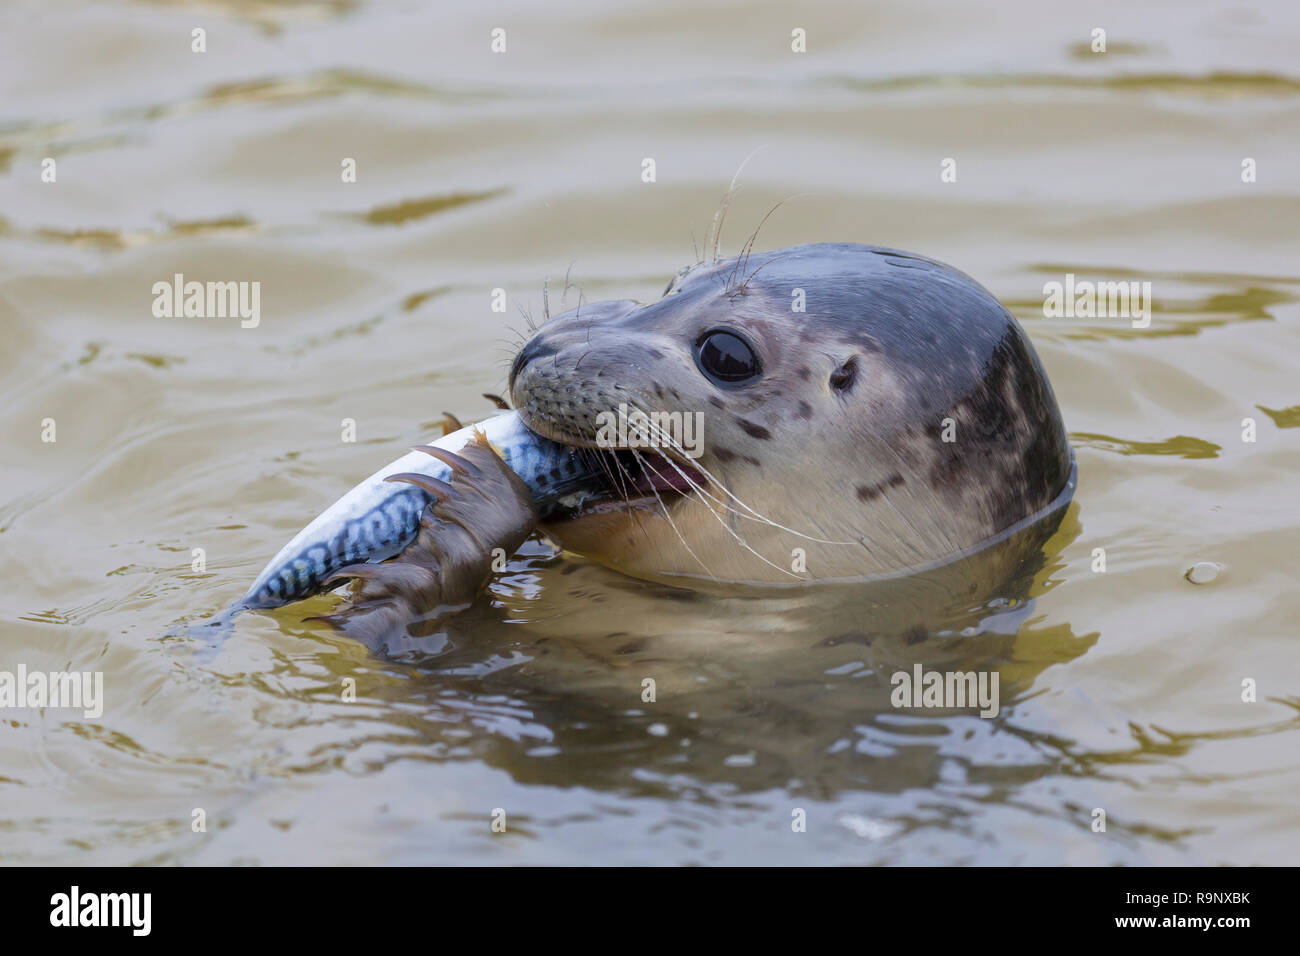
[316,430,540,647]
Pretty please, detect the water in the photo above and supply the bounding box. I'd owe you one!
[1,0,1297,864]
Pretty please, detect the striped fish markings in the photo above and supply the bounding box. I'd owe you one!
[239,412,597,610]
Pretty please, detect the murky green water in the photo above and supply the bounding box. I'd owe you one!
[1,0,1297,864]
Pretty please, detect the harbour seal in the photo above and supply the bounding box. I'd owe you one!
[323,241,1073,637]
[508,241,1073,585]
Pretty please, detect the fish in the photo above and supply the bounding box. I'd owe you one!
[237,412,602,611]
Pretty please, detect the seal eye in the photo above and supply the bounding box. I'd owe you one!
[695,328,761,387]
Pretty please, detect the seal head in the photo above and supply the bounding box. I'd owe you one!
[509,242,1072,585]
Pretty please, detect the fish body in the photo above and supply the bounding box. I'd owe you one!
[239,412,595,609]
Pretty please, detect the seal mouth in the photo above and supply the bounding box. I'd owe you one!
[517,411,704,517]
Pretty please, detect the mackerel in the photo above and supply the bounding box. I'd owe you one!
[239,412,597,610]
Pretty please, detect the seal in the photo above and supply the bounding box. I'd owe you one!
[323,241,1074,640]
[507,241,1073,585]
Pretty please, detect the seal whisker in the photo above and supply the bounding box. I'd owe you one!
[589,446,633,510]
[582,447,660,548]
[626,402,857,546]
[560,261,577,313]
[728,193,813,294]
[627,448,718,578]
[623,406,794,533]
[732,252,798,299]
[616,422,765,529]
[635,443,816,578]
[630,407,810,531]
[494,341,525,375]
[709,147,763,264]
[633,448,799,579]
[610,449,676,548]
[708,188,732,266]
[729,201,780,292]
[590,447,654,541]
[498,327,530,353]
[515,301,536,334]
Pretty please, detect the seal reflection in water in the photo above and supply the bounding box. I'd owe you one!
[328,242,1074,642]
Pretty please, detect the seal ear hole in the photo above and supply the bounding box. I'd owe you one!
[830,357,858,393]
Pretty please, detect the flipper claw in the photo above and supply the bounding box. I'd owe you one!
[384,471,455,499]
[410,444,482,478]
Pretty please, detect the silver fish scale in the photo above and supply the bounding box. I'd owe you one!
[240,413,603,610]
[249,486,425,607]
